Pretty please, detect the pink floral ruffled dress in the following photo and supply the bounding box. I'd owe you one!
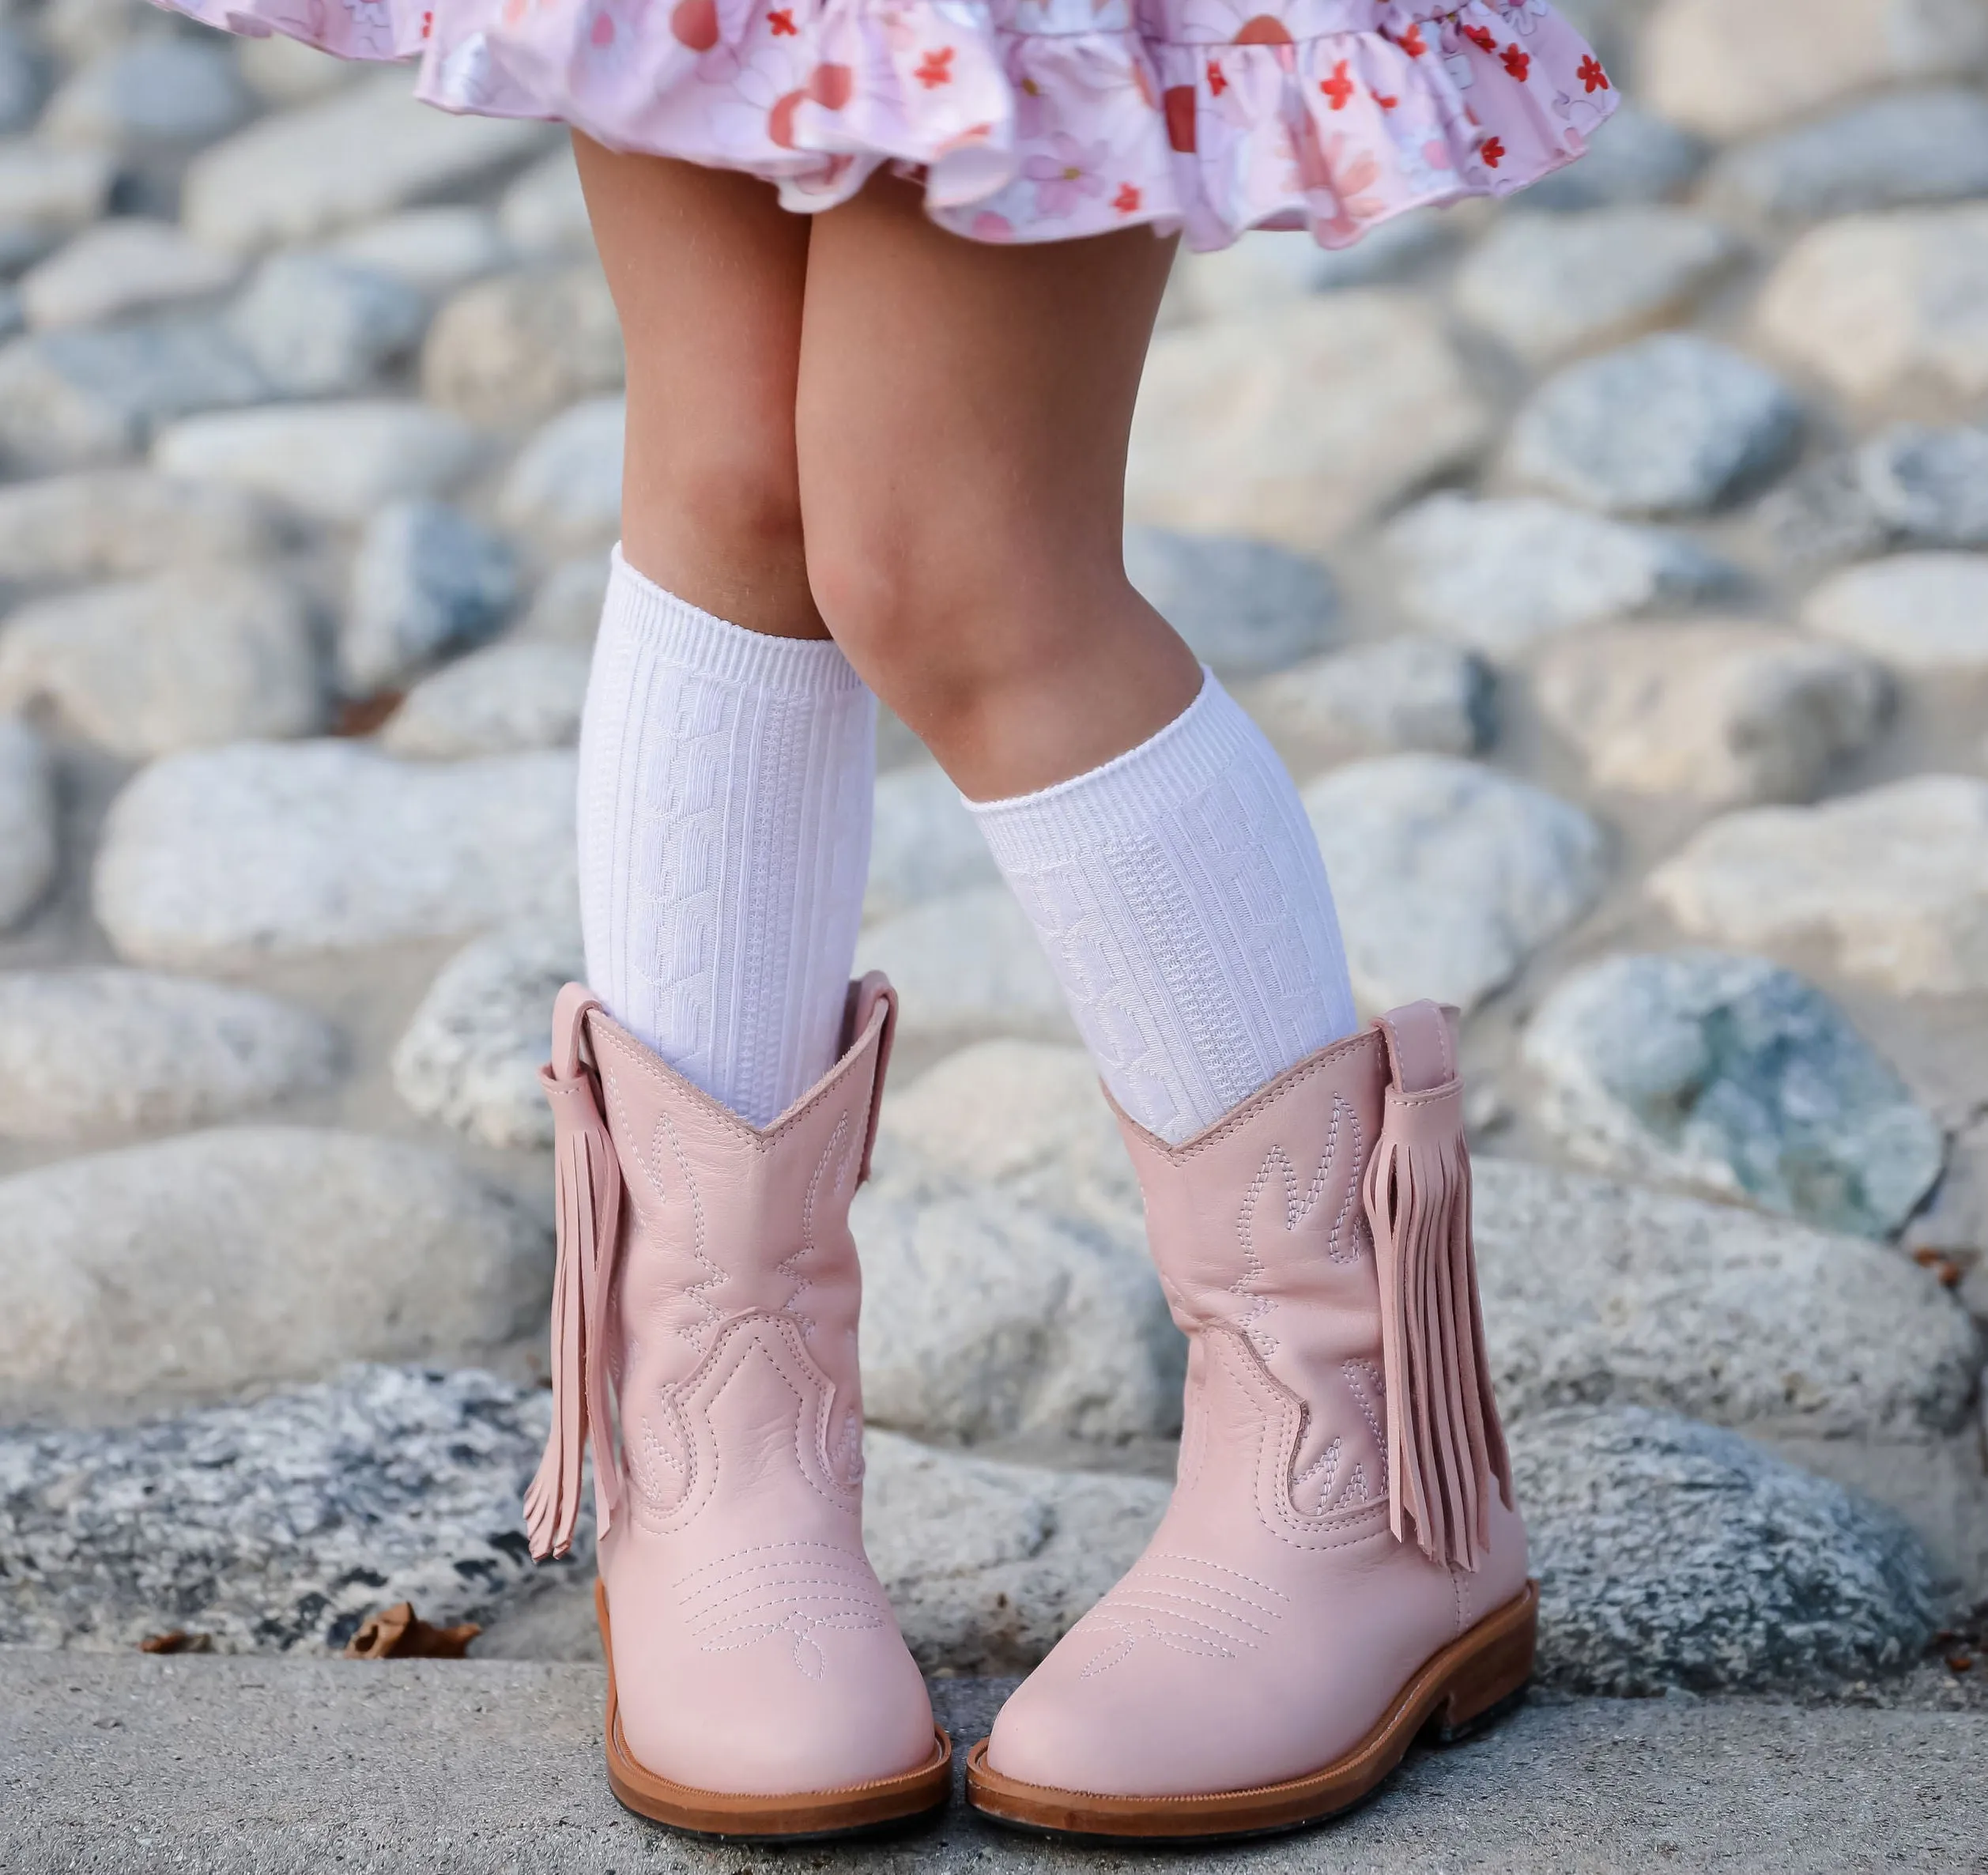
[157,0,1617,250]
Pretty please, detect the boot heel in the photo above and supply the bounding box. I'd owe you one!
[1429,1582,1537,1746]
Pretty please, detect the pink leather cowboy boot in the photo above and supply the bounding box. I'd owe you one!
[523,972,950,1839]
[966,1002,1534,1841]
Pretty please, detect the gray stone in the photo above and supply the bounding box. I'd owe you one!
[1300,756,1608,1013]
[1169,212,1450,319]
[516,552,610,643]
[0,28,41,138]
[342,500,519,693]
[421,264,623,428]
[0,1365,557,1652]
[390,919,582,1150]
[496,396,622,549]
[1518,951,1945,1238]
[1639,0,1988,141]
[1514,1405,1937,1695]
[863,1431,1168,1673]
[0,714,55,929]
[94,741,579,968]
[1476,1158,1980,1439]
[1384,494,1734,656]
[38,0,153,62]
[1803,553,1988,672]
[225,252,428,398]
[0,470,277,590]
[18,221,242,331]
[182,70,554,253]
[854,1175,1183,1443]
[0,566,325,757]
[1533,621,1887,807]
[865,761,998,924]
[1507,335,1804,517]
[1127,291,1491,549]
[380,640,590,759]
[1247,637,1493,766]
[236,33,366,104]
[0,139,115,272]
[1856,424,1988,547]
[0,1133,550,1411]
[1757,452,1902,569]
[0,320,268,471]
[498,147,592,259]
[40,40,251,153]
[1709,89,1988,223]
[1123,526,1335,677]
[1648,775,1988,996]
[153,402,485,526]
[854,884,1069,1041]
[326,206,513,298]
[1454,209,1737,365]
[1522,102,1706,209]
[0,968,341,1143]
[1758,207,1988,402]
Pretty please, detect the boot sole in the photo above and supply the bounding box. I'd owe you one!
[594,1580,953,1842]
[963,1577,1538,1845]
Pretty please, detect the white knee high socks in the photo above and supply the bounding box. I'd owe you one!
[577,549,876,1126]
[968,671,1357,1145]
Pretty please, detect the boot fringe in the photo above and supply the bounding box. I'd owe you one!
[1363,1004,1511,1572]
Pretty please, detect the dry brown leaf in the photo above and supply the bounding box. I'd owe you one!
[343,1601,481,1660]
[333,692,406,738]
[138,1631,213,1654]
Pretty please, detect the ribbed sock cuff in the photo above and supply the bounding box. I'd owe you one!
[607,545,867,696]
[968,669,1264,872]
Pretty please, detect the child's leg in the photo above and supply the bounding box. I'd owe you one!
[798,183,1356,1145]
[574,144,875,1125]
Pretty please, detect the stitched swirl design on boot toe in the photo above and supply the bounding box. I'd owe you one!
[677,1539,895,1681]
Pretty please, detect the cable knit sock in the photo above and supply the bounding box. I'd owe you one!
[968,670,1356,1145]
[577,549,877,1126]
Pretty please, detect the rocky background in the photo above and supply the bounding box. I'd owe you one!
[0,0,1984,1718]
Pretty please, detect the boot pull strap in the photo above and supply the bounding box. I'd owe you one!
[1374,998,1458,1095]
[550,980,602,1083]
[844,971,899,1187]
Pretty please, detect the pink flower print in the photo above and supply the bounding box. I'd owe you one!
[1022,134,1109,217]
[971,211,1015,240]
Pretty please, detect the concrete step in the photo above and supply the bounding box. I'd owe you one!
[5,1653,1984,1873]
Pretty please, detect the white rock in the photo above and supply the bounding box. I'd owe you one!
[0,715,55,929]
[1126,292,1491,549]
[1533,621,1886,806]
[1169,213,1450,318]
[1246,638,1492,766]
[0,566,325,757]
[498,147,593,258]
[516,553,610,643]
[153,402,485,526]
[40,40,251,153]
[1454,209,1737,364]
[1803,553,1988,672]
[225,252,428,398]
[19,221,241,331]
[1757,206,1988,402]
[0,968,341,1142]
[236,34,365,103]
[864,762,997,924]
[94,741,579,968]
[854,884,1069,1040]
[1523,102,1707,210]
[0,470,277,588]
[391,919,581,1149]
[1648,775,1988,994]
[37,0,148,64]
[341,500,519,692]
[326,206,513,297]
[0,139,115,270]
[182,70,554,252]
[863,1431,1168,1673]
[1301,755,1607,1013]
[497,397,622,549]
[0,28,40,139]
[1639,0,1988,140]
[1384,493,1733,656]
[0,1128,550,1411]
[1123,527,1336,677]
[421,264,624,428]
[381,640,591,759]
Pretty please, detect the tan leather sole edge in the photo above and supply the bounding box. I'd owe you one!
[964,1578,1539,1843]
[594,1579,953,1840]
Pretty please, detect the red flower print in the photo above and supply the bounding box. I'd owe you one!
[1398,22,1426,56]
[1462,24,1496,51]
[1479,135,1504,168]
[1113,182,1141,213]
[1375,91,1398,108]
[1578,53,1609,91]
[419,6,433,32]
[1319,59,1354,109]
[768,6,797,30]
[914,45,954,86]
[1206,57,1228,96]
[1500,43,1530,79]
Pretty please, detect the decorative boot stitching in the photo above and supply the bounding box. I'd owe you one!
[674,1538,892,1681]
[1231,1096,1365,1356]
[1077,1554,1291,1681]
